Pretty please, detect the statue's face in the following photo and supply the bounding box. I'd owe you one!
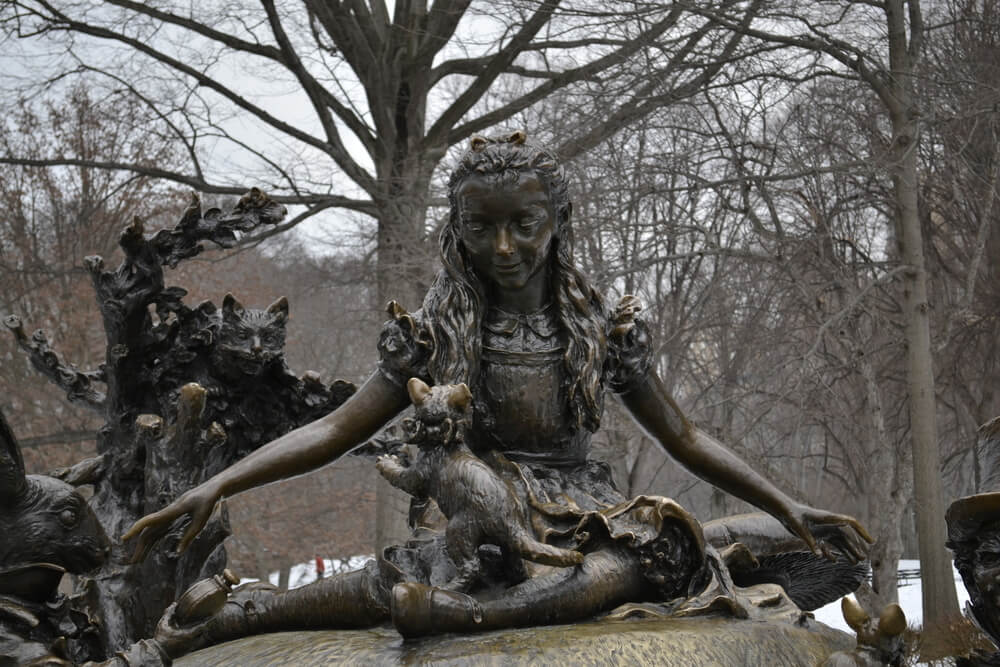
[457,172,556,293]
[973,533,1000,611]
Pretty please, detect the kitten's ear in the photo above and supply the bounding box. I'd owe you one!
[267,296,289,322]
[841,596,869,634]
[195,300,217,316]
[448,384,472,411]
[222,293,245,317]
[0,406,27,504]
[876,603,905,637]
[406,378,432,406]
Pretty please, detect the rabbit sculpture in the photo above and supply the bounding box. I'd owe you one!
[0,405,112,665]
[0,407,110,575]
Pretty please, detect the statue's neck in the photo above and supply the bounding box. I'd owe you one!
[487,268,550,313]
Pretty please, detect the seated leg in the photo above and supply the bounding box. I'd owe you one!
[391,548,644,638]
[159,562,389,658]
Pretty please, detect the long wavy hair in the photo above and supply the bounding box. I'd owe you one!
[421,132,608,433]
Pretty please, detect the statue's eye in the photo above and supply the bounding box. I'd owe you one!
[59,508,79,527]
[517,206,546,229]
[980,550,1000,567]
[465,220,487,234]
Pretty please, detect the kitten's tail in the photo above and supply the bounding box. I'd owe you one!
[512,529,584,568]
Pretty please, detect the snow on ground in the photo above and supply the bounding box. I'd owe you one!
[812,559,970,632]
[270,555,373,589]
[238,555,373,589]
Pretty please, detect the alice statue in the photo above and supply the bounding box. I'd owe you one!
[124,132,871,656]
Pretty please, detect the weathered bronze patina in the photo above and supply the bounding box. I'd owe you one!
[175,616,854,667]
[123,133,872,661]
[0,407,111,665]
[2,192,356,662]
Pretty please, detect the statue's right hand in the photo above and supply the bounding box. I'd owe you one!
[121,484,221,563]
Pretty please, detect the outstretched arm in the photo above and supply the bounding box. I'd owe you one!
[124,370,409,558]
[619,370,871,561]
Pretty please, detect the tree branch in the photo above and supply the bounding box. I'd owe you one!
[259,0,376,190]
[20,0,366,176]
[437,3,692,147]
[425,0,562,146]
[0,156,377,213]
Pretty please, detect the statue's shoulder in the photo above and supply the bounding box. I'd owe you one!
[605,294,653,393]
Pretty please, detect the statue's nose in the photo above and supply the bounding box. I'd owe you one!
[495,226,515,256]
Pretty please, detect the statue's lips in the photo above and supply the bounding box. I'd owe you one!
[494,262,522,273]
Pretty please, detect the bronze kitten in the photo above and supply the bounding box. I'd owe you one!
[376,378,583,592]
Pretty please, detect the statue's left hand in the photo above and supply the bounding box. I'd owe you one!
[783,503,873,563]
[152,602,208,659]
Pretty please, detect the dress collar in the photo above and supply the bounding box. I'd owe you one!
[484,302,559,338]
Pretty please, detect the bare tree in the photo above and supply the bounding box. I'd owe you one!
[685,0,961,626]
[0,0,764,306]
[0,84,180,468]
[920,0,1000,494]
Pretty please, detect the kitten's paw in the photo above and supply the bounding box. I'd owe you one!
[376,454,404,475]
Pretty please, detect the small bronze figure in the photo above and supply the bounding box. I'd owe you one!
[376,377,583,592]
[822,598,907,667]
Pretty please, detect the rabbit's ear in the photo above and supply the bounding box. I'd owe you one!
[0,406,27,504]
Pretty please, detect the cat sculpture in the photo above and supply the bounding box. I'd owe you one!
[376,378,584,592]
[150,292,355,466]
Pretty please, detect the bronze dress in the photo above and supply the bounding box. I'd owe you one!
[374,302,719,605]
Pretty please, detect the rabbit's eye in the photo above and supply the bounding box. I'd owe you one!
[59,508,79,527]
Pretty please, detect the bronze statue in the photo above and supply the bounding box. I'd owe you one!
[124,132,872,656]
[3,190,356,658]
[0,405,121,665]
[948,417,1000,666]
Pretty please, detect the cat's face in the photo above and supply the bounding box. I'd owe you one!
[214,293,288,376]
[404,378,472,447]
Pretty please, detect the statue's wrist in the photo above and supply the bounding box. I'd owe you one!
[211,466,241,497]
[773,498,803,532]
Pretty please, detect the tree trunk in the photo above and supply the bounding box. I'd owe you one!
[856,355,909,613]
[891,109,960,625]
[880,0,960,626]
